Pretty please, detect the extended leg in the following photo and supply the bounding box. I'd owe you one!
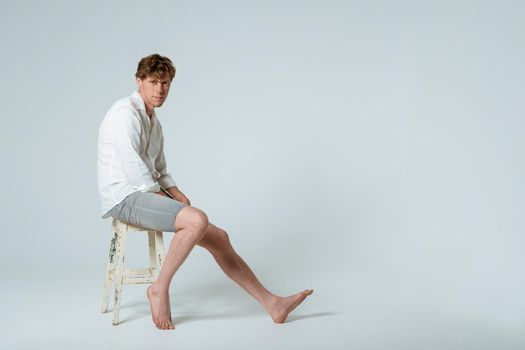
[197,223,313,323]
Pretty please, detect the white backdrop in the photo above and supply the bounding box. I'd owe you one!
[1,0,524,349]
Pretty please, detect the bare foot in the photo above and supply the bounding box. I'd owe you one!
[146,284,175,330]
[267,289,314,323]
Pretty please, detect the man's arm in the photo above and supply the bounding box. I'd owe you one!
[154,185,190,206]
[165,186,191,206]
[154,128,191,206]
[111,106,160,193]
[155,132,177,189]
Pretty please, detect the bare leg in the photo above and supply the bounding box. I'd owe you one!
[147,206,209,330]
[197,223,313,323]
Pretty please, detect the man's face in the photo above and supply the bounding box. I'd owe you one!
[136,73,172,111]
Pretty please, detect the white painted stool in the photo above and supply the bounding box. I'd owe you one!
[101,218,165,325]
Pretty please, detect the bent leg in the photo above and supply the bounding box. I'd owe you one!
[197,223,313,323]
[147,206,209,330]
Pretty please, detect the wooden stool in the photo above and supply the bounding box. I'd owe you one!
[101,218,165,325]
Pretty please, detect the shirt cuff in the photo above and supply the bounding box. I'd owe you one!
[158,176,177,189]
[139,182,161,193]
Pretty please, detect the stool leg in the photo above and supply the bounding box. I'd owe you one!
[101,229,119,313]
[148,231,157,278]
[112,228,127,325]
[154,231,165,268]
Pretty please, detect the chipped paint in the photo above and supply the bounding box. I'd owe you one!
[109,232,118,263]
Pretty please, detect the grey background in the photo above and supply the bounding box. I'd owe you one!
[1,0,524,349]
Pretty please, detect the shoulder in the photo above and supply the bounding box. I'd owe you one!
[111,94,141,115]
[101,103,141,135]
[106,94,141,122]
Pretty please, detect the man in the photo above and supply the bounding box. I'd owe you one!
[97,53,313,330]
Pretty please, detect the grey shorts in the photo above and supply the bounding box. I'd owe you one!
[107,191,187,232]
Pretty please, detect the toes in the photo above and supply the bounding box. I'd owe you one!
[159,320,174,330]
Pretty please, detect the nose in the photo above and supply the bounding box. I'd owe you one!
[155,83,164,94]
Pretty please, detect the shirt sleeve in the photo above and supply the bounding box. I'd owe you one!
[111,106,160,193]
[155,129,177,189]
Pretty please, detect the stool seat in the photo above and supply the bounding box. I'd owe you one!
[101,218,165,325]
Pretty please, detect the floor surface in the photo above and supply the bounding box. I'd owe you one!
[2,255,523,350]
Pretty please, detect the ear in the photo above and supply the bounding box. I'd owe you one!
[136,77,143,89]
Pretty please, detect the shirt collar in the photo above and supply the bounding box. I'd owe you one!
[131,90,157,127]
[131,91,146,111]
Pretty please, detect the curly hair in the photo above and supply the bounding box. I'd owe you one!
[135,54,176,81]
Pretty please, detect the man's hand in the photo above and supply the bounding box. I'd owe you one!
[166,186,191,206]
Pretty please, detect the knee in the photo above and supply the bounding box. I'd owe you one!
[214,228,231,250]
[175,207,209,233]
[209,228,234,256]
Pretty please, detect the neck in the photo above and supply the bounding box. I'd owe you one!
[145,105,154,118]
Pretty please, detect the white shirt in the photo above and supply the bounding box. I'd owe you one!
[97,91,177,218]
